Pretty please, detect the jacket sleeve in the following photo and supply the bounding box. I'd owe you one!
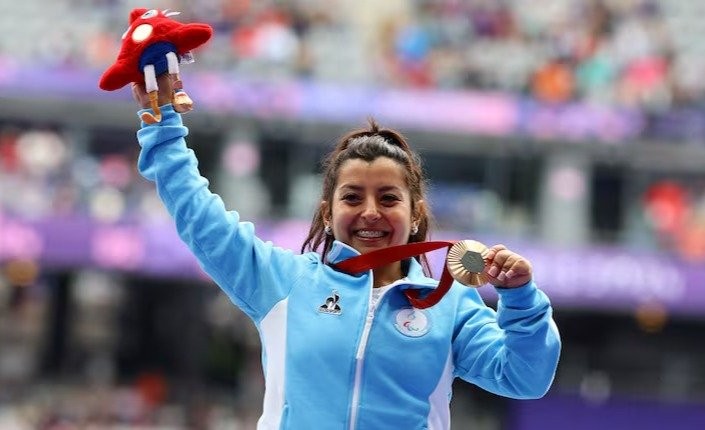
[451,281,561,399]
[136,105,311,322]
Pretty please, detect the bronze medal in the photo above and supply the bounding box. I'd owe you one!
[446,240,489,287]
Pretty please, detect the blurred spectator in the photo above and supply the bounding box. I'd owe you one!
[627,179,705,262]
[531,57,575,103]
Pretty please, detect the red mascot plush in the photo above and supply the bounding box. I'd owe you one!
[99,8,212,124]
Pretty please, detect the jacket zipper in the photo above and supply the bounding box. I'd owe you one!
[348,280,402,430]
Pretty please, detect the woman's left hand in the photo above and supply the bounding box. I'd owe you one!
[483,244,532,288]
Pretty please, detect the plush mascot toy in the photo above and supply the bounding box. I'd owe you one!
[99,8,212,124]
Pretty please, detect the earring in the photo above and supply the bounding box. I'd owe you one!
[324,225,332,235]
[411,224,419,235]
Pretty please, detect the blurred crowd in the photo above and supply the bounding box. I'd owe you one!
[3,0,704,112]
[0,267,264,430]
[0,126,165,224]
[2,124,705,261]
[0,383,243,429]
[632,179,705,262]
[2,0,705,255]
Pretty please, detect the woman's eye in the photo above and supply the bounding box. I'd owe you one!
[381,194,400,203]
[342,194,360,203]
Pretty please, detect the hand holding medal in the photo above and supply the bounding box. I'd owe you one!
[481,243,533,289]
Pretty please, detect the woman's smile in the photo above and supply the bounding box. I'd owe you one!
[354,229,388,239]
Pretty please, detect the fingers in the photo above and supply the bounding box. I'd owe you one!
[131,74,175,109]
[484,244,532,288]
[131,82,148,107]
[484,244,506,263]
[156,73,175,104]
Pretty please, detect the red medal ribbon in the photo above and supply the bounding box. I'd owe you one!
[332,241,457,309]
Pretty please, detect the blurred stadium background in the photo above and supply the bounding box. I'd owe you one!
[1,0,705,428]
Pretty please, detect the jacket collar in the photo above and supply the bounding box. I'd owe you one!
[326,240,439,290]
[326,240,361,265]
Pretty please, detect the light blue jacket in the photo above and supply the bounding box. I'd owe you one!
[137,105,561,430]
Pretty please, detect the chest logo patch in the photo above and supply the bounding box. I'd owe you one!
[394,308,430,337]
[318,290,342,315]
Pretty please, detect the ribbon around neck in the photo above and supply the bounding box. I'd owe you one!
[331,241,457,309]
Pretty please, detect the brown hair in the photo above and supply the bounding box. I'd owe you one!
[301,118,434,275]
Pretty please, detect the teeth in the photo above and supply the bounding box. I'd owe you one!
[356,230,385,238]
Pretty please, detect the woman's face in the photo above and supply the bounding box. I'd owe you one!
[325,157,418,255]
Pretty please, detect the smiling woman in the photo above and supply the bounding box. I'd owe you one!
[130,75,561,430]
